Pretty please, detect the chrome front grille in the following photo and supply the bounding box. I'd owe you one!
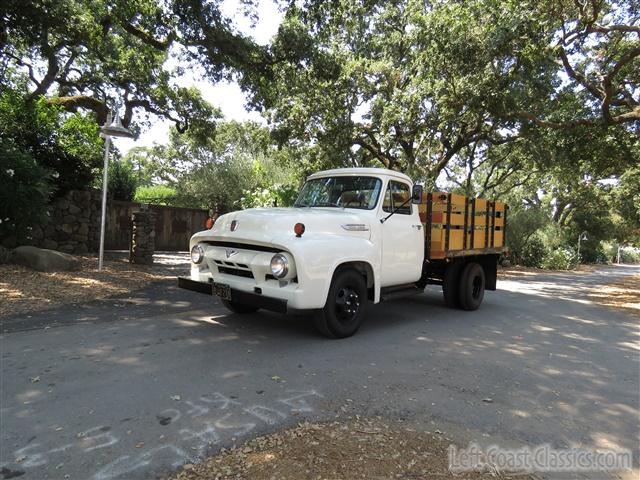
[213,260,255,279]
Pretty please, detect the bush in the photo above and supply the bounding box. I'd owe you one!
[0,88,101,194]
[505,206,549,263]
[134,185,178,205]
[0,138,53,247]
[107,160,138,201]
[519,237,547,268]
[240,184,299,209]
[541,247,579,270]
[620,249,640,264]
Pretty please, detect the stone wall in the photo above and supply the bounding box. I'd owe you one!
[33,189,102,254]
[129,210,156,264]
[2,189,207,254]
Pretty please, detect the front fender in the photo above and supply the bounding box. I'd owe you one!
[278,234,380,309]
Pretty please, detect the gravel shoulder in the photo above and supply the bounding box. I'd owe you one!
[0,252,187,318]
[171,418,534,480]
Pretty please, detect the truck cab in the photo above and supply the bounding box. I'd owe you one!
[178,167,506,338]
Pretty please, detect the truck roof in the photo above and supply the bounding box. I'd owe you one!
[307,167,413,183]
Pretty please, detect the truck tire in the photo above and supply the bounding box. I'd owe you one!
[221,299,259,314]
[442,261,463,308]
[458,262,485,311]
[313,268,368,338]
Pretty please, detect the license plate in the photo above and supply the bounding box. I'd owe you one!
[212,282,232,301]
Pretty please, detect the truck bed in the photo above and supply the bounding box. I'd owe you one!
[419,192,507,260]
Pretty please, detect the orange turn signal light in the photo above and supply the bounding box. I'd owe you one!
[294,223,305,237]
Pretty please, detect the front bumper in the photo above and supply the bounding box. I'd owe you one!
[177,277,288,314]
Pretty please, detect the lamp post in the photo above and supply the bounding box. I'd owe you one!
[98,107,133,271]
[577,231,588,262]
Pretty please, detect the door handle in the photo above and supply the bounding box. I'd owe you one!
[412,224,422,230]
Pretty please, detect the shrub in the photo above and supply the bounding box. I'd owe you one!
[107,160,138,201]
[519,237,547,268]
[0,138,53,247]
[541,247,579,270]
[134,185,178,206]
[240,184,299,209]
[620,249,640,264]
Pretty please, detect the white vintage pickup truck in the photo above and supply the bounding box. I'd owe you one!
[178,167,507,338]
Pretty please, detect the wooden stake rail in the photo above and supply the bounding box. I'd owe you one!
[418,192,508,260]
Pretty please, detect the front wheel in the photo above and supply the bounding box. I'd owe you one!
[313,268,368,338]
[458,262,485,311]
[221,299,259,314]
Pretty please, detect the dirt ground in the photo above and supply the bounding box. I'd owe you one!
[587,273,640,315]
[0,256,169,317]
[170,418,533,480]
[499,266,640,315]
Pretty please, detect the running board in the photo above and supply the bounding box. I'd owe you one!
[380,284,424,302]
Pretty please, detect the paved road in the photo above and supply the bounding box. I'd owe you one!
[1,263,638,479]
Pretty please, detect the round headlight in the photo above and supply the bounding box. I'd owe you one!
[270,253,289,279]
[191,244,204,264]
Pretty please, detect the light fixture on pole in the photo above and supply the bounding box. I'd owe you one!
[98,105,133,271]
[577,231,588,261]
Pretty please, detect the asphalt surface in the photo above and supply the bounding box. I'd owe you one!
[1,261,638,480]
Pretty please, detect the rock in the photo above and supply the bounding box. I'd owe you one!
[68,205,82,215]
[56,199,70,210]
[60,224,74,234]
[13,246,80,272]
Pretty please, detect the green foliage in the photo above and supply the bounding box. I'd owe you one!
[0,138,53,246]
[620,249,640,265]
[1,0,223,136]
[0,86,102,193]
[506,206,550,265]
[519,237,547,268]
[134,185,178,206]
[541,247,580,271]
[107,160,138,202]
[135,121,302,212]
[240,184,299,209]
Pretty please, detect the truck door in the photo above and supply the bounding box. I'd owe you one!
[379,180,425,286]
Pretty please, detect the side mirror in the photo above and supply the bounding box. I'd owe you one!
[412,184,423,204]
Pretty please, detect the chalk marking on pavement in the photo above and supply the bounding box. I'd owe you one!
[7,389,323,480]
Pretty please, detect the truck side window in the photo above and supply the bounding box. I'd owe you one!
[382,181,412,215]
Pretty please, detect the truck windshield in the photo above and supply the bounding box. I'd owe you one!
[294,176,382,210]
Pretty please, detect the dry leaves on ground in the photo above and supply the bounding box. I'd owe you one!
[171,418,534,480]
[498,264,596,279]
[588,273,640,316]
[0,257,169,317]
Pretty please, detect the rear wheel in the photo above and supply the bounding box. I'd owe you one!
[314,268,368,338]
[442,261,463,308]
[221,299,259,314]
[458,262,485,311]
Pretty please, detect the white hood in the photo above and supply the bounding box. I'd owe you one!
[194,207,372,246]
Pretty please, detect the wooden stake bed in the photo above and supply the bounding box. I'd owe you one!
[419,192,508,260]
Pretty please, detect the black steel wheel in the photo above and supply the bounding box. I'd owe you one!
[458,262,485,311]
[313,268,367,338]
[442,261,463,308]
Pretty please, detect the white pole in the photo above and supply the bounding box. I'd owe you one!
[98,135,111,272]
